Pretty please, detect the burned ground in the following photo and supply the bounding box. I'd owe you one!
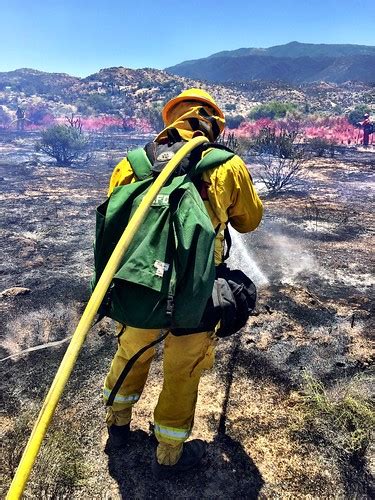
[1,132,374,499]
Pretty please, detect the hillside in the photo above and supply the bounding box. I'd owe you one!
[0,67,373,126]
[0,68,79,95]
[0,67,247,119]
[166,42,375,84]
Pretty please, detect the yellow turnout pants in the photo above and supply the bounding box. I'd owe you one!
[104,326,215,450]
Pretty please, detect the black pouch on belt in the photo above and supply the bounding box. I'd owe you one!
[171,264,257,338]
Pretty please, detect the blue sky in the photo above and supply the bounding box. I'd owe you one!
[0,0,374,76]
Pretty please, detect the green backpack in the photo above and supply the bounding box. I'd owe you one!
[92,141,234,330]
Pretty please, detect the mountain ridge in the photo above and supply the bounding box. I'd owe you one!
[207,41,375,59]
[166,42,375,84]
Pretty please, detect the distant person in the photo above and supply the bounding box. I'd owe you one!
[99,88,263,477]
[358,113,372,147]
[16,106,25,131]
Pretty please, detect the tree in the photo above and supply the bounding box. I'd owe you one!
[35,125,89,166]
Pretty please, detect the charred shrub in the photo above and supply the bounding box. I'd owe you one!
[248,127,307,194]
[251,127,298,159]
[308,137,336,158]
[216,131,241,153]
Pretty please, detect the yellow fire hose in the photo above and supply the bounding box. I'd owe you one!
[7,135,209,499]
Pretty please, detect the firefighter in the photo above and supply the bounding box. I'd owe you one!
[103,89,263,477]
[358,113,372,147]
[16,106,26,131]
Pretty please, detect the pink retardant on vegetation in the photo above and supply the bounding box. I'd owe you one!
[8,113,363,145]
[55,115,153,133]
[25,115,153,133]
[26,115,55,130]
[234,117,361,144]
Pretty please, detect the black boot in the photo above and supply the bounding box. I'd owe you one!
[108,423,130,449]
[152,439,207,479]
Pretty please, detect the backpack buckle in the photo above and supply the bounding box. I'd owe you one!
[166,294,174,316]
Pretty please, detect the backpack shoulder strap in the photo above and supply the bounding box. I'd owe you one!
[192,146,235,176]
[127,147,152,180]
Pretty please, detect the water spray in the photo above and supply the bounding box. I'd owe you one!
[227,228,269,287]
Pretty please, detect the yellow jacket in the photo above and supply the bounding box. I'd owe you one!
[108,151,263,264]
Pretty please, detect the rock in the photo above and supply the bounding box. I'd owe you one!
[21,159,40,167]
[19,244,36,258]
[0,287,31,298]
[24,256,44,268]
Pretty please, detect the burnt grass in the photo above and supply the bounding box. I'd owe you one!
[1,131,374,499]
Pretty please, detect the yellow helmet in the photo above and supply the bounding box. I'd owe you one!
[162,88,225,128]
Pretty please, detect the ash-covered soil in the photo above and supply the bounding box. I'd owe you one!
[1,132,374,499]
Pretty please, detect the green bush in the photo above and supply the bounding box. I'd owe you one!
[27,103,50,125]
[226,115,245,129]
[76,99,91,115]
[224,103,237,112]
[299,373,374,455]
[36,125,89,166]
[77,94,114,115]
[249,101,297,120]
